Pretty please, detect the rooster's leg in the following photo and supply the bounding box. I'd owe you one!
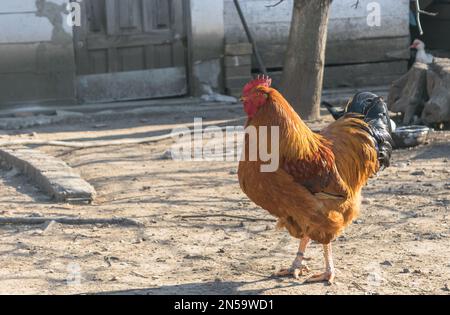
[274,236,310,279]
[305,243,336,285]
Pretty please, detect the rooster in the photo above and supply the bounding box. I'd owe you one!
[238,76,393,284]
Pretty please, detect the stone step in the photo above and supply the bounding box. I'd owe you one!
[0,146,96,203]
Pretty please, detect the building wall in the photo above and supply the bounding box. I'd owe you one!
[0,0,76,106]
[188,0,225,95]
[0,0,224,104]
[224,0,411,88]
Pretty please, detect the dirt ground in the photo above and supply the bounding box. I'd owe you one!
[0,103,449,295]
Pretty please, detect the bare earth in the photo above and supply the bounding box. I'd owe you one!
[0,104,449,295]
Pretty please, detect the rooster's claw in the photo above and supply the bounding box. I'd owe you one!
[274,264,310,280]
[304,271,335,285]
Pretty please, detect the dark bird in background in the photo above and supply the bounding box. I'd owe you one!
[323,92,382,120]
[323,93,394,168]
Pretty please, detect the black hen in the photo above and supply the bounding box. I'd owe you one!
[324,92,394,169]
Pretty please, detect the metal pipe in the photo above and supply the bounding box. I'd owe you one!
[233,0,268,76]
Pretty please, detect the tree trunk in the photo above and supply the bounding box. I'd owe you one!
[280,0,333,120]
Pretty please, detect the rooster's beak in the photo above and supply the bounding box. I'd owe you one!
[240,97,246,103]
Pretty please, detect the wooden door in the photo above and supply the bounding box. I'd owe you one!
[74,0,187,103]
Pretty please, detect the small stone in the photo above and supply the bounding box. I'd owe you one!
[41,220,57,235]
[400,268,410,274]
[160,150,174,160]
[381,260,393,267]
[442,284,450,292]
[229,169,237,175]
[411,171,426,176]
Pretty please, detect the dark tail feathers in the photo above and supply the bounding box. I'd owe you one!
[348,92,393,169]
[322,101,345,120]
[325,93,394,169]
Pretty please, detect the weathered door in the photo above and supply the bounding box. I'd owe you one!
[74,0,187,103]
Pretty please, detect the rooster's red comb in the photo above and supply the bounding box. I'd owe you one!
[242,75,272,94]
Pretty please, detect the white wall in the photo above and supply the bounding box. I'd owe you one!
[0,0,73,44]
[225,0,410,42]
[0,0,76,105]
[224,0,410,67]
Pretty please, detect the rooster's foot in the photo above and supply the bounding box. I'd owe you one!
[274,264,310,280]
[305,270,335,285]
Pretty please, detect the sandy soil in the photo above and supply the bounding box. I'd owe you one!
[0,105,449,295]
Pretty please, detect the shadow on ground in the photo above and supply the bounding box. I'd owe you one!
[90,277,312,295]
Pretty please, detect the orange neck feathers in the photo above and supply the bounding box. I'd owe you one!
[248,85,334,163]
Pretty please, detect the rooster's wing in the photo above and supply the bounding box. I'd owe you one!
[283,153,349,201]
